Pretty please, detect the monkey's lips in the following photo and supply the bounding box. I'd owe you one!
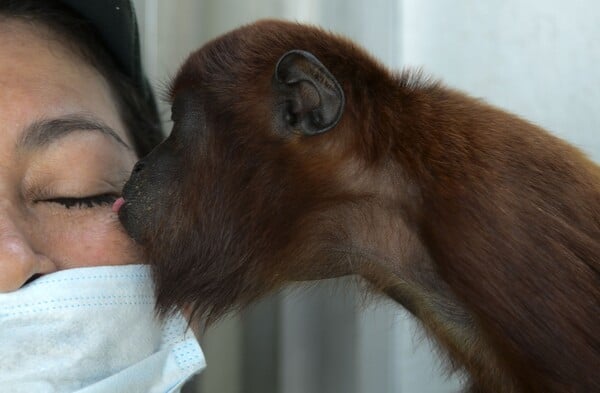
[113,196,139,238]
[115,183,157,244]
[112,197,126,213]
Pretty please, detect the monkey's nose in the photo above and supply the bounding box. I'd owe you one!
[132,161,145,174]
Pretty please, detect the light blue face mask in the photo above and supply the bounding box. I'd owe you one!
[0,264,205,393]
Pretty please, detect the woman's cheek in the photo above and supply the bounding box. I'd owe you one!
[41,212,143,269]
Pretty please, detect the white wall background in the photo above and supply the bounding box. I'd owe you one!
[402,0,600,162]
[132,1,600,392]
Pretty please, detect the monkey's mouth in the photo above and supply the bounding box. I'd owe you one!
[114,193,144,243]
[112,197,126,213]
[113,196,135,239]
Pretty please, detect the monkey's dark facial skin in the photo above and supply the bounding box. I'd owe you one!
[119,91,203,244]
[118,19,599,393]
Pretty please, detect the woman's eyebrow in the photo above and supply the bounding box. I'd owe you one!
[17,114,132,151]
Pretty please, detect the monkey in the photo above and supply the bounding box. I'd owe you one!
[116,19,600,393]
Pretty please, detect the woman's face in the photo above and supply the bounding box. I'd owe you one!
[0,20,142,291]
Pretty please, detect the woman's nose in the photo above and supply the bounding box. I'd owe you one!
[0,211,57,292]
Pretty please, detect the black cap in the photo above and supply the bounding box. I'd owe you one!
[58,0,157,117]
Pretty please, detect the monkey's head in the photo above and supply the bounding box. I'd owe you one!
[118,20,414,322]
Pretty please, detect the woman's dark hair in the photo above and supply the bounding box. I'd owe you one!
[0,0,164,157]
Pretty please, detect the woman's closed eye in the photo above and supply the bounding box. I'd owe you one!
[43,193,119,209]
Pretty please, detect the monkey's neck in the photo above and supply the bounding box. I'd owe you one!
[348,236,518,391]
[335,133,524,391]
[370,80,600,392]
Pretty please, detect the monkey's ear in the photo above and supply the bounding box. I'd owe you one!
[274,50,345,136]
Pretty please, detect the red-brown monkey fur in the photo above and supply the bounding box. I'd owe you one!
[118,20,600,392]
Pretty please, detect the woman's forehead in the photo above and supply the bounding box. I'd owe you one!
[0,19,131,149]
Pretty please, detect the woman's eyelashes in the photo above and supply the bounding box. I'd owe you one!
[44,193,119,209]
